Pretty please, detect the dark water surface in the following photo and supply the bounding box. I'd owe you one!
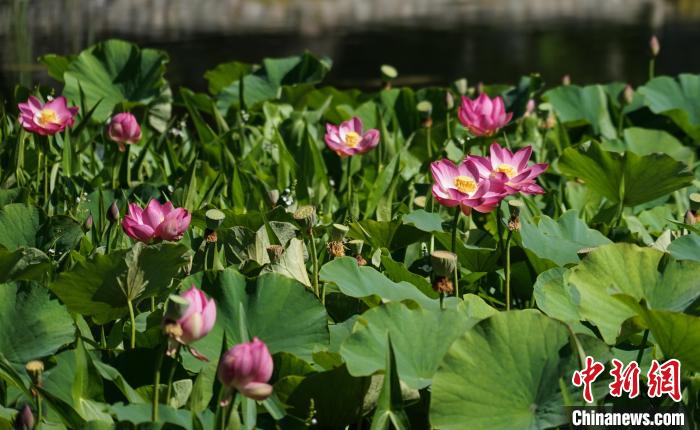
[2,0,700,96]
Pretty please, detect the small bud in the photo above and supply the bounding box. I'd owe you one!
[205,208,226,232]
[381,65,398,89]
[413,196,426,208]
[524,99,536,116]
[266,245,285,263]
[355,254,367,266]
[621,84,635,105]
[544,113,557,129]
[293,205,317,233]
[445,91,455,110]
[686,210,698,226]
[431,250,458,278]
[14,405,34,430]
[650,35,660,57]
[84,214,94,231]
[107,201,120,222]
[25,361,44,387]
[330,223,349,242]
[267,189,280,206]
[163,321,184,340]
[507,216,521,232]
[562,74,571,86]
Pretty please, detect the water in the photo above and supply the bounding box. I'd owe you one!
[1,0,700,98]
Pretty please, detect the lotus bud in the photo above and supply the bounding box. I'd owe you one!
[218,337,274,401]
[621,85,634,105]
[205,209,226,232]
[650,35,660,57]
[525,99,536,116]
[25,361,44,387]
[380,64,398,89]
[176,287,216,345]
[348,239,366,266]
[431,250,457,294]
[417,101,433,128]
[107,112,142,152]
[107,201,120,222]
[686,210,698,226]
[453,78,468,96]
[266,245,285,263]
[267,189,280,206]
[562,74,571,86]
[14,405,34,430]
[690,192,700,203]
[84,214,94,231]
[445,91,455,110]
[293,205,317,233]
[164,294,190,322]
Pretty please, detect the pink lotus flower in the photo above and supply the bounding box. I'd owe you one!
[325,117,380,157]
[469,143,548,195]
[18,96,78,136]
[178,286,216,344]
[430,159,505,214]
[218,337,274,401]
[108,112,142,151]
[457,93,512,137]
[122,199,191,243]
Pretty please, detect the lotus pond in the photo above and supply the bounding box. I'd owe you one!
[0,38,698,429]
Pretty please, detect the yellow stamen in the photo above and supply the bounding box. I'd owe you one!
[454,176,477,194]
[35,109,59,127]
[344,131,362,148]
[495,164,516,178]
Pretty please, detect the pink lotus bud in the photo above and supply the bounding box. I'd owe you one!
[525,99,536,116]
[621,85,635,105]
[457,93,513,137]
[177,286,216,344]
[324,117,380,157]
[14,405,34,430]
[108,112,142,151]
[17,96,78,136]
[650,35,660,57]
[217,337,274,401]
[562,74,571,86]
[122,199,191,243]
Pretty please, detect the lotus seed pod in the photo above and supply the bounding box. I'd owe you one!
[293,205,317,232]
[25,361,44,387]
[107,201,120,222]
[266,244,285,263]
[453,78,468,95]
[380,64,398,85]
[431,250,458,278]
[348,239,364,256]
[164,294,190,322]
[205,208,226,231]
[330,223,349,242]
[650,35,660,57]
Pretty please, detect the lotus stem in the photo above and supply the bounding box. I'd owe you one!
[648,58,655,81]
[346,156,352,217]
[309,229,320,298]
[505,230,513,311]
[636,329,650,364]
[451,207,460,298]
[165,348,180,407]
[152,345,164,422]
[127,299,136,349]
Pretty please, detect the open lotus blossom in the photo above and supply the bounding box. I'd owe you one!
[469,143,548,195]
[177,287,216,345]
[18,96,78,136]
[122,199,191,243]
[218,337,274,401]
[431,158,505,214]
[457,93,512,137]
[108,112,142,151]
[325,117,380,157]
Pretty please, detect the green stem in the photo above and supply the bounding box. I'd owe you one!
[451,207,460,298]
[505,230,513,311]
[649,58,655,81]
[127,299,136,349]
[36,393,42,425]
[636,329,650,364]
[426,126,432,158]
[309,230,319,298]
[152,345,165,422]
[346,156,354,220]
[165,349,179,407]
